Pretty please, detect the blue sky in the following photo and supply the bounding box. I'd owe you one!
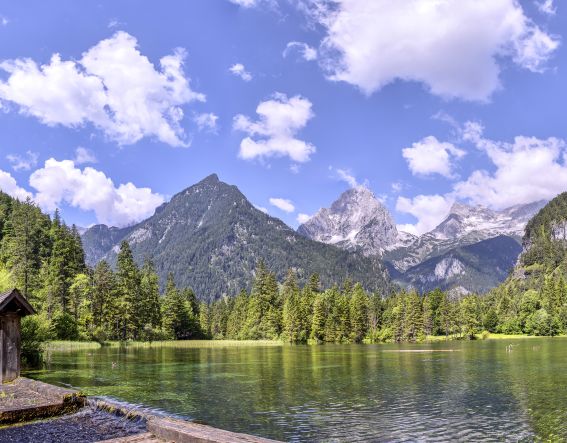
[0,0,566,235]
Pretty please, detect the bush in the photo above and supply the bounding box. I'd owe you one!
[21,314,53,367]
[525,309,560,336]
[51,312,79,340]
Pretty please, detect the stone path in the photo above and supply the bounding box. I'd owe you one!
[0,377,85,425]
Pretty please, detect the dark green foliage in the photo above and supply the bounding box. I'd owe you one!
[81,174,392,302]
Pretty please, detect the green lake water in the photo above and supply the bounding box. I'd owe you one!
[25,338,567,442]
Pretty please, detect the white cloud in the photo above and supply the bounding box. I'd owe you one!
[6,150,39,171]
[107,18,125,29]
[229,63,252,82]
[454,129,567,209]
[283,41,318,61]
[297,213,312,224]
[396,194,454,236]
[1,16,8,26]
[334,167,358,187]
[194,113,219,132]
[310,0,559,101]
[0,169,32,200]
[233,93,316,163]
[536,0,556,16]
[391,182,403,193]
[255,205,268,214]
[0,31,205,147]
[29,158,164,227]
[74,147,97,164]
[269,197,295,213]
[402,136,465,178]
[229,0,258,7]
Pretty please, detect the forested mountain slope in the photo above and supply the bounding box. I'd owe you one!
[82,174,392,301]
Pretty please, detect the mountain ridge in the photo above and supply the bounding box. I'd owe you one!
[81,174,392,301]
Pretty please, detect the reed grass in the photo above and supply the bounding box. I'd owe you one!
[42,339,282,351]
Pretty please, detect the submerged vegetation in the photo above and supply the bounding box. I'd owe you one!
[2,190,567,352]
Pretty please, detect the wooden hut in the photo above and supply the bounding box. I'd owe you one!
[0,289,35,383]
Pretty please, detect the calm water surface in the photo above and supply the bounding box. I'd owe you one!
[25,339,567,442]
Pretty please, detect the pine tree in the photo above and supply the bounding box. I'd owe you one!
[116,241,142,339]
[349,283,369,343]
[404,290,423,342]
[311,291,328,342]
[162,273,191,339]
[140,259,162,329]
[282,270,304,343]
[226,289,249,339]
[92,260,117,340]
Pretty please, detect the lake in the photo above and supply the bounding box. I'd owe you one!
[25,338,567,442]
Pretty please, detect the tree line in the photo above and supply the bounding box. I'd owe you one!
[2,191,567,347]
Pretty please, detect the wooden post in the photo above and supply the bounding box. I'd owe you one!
[0,313,22,383]
[0,289,35,384]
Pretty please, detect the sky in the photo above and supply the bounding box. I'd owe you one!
[0,0,566,235]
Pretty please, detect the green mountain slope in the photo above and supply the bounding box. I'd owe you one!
[81,174,392,301]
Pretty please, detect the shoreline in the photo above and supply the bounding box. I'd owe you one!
[0,378,281,443]
[40,333,564,351]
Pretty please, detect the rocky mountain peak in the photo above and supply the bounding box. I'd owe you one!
[298,185,398,256]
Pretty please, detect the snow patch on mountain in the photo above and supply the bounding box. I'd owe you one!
[297,186,398,255]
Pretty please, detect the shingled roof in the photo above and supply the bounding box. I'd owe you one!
[0,289,36,316]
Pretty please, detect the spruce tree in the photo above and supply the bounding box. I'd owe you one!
[349,283,369,343]
[116,241,142,339]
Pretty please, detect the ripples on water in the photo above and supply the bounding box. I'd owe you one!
[25,338,567,442]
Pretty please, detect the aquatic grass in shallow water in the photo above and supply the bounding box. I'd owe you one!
[43,341,103,351]
[43,340,282,352]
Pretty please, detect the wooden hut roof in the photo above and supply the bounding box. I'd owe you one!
[0,288,36,316]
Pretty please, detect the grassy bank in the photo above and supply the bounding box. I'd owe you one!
[42,339,283,351]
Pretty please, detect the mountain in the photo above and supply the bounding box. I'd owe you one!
[496,192,567,299]
[297,186,398,255]
[394,235,522,295]
[81,174,391,301]
[82,224,134,266]
[384,201,546,273]
[297,186,546,294]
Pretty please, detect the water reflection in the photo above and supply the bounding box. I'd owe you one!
[25,339,567,442]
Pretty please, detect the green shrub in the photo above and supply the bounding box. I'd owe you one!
[51,312,80,340]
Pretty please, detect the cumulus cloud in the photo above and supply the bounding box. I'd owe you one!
[29,159,164,226]
[229,63,252,82]
[309,0,559,101]
[269,197,295,213]
[233,93,316,163]
[6,150,39,171]
[283,41,318,61]
[255,205,268,214]
[396,194,454,236]
[297,213,312,224]
[194,112,219,132]
[402,136,465,178]
[74,147,97,164]
[454,129,567,209]
[0,31,205,147]
[0,169,32,200]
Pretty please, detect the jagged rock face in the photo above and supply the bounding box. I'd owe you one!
[430,201,547,240]
[298,186,398,256]
[396,235,523,295]
[386,200,547,273]
[81,174,391,301]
